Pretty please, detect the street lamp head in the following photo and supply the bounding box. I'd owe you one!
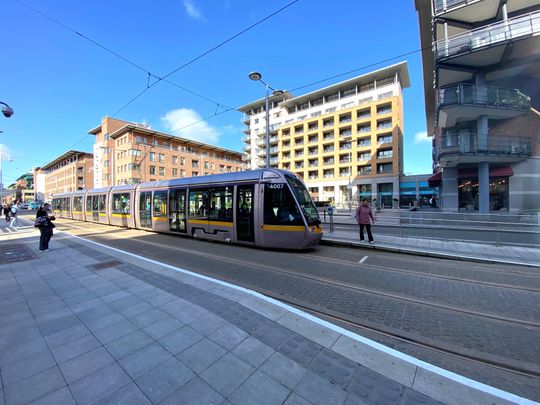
[272,89,284,97]
[248,71,262,81]
[1,105,14,118]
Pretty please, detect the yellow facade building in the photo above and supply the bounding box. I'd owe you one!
[239,62,409,208]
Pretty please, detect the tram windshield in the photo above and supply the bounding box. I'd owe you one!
[285,175,321,226]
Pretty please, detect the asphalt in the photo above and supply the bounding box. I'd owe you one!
[0,218,538,404]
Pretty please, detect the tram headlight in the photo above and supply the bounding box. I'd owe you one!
[309,225,323,233]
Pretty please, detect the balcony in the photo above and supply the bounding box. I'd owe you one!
[438,133,532,167]
[241,154,250,162]
[438,83,531,127]
[435,11,540,62]
[433,0,495,19]
[241,136,250,143]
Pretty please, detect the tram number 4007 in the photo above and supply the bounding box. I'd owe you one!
[266,184,284,189]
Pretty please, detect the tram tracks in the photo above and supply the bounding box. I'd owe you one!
[296,253,540,293]
[57,222,540,379]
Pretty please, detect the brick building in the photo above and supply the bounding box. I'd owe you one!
[39,151,94,201]
[89,117,244,187]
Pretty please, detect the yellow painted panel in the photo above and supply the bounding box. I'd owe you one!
[152,217,168,221]
[261,225,305,232]
[208,220,233,227]
[112,213,131,218]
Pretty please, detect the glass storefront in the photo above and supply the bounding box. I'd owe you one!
[419,181,438,207]
[458,177,509,211]
[357,184,372,204]
[377,183,393,208]
[399,182,416,208]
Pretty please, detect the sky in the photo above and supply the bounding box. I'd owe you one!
[0,0,432,187]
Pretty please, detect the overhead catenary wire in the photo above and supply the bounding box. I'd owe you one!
[111,0,301,116]
[11,0,235,111]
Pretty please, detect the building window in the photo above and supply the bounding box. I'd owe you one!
[377,163,393,174]
[149,166,156,175]
[104,160,109,168]
[192,160,199,169]
[159,167,165,176]
[149,152,156,162]
[172,156,178,164]
[159,154,165,163]
[172,168,178,177]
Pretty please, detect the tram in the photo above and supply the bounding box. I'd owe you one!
[52,169,323,249]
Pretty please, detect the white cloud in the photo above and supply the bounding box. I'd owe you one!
[183,0,205,21]
[414,130,431,144]
[161,108,220,143]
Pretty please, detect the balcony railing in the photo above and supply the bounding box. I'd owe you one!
[435,11,540,60]
[438,83,530,111]
[434,0,481,15]
[439,133,532,156]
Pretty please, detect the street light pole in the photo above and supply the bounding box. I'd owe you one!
[248,72,283,169]
[264,83,270,168]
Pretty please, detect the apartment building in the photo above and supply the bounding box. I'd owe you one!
[89,117,244,188]
[14,173,34,203]
[39,150,94,201]
[415,0,540,212]
[239,63,410,208]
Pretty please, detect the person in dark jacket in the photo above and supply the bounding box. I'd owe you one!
[36,203,56,252]
[355,199,375,243]
[3,204,10,223]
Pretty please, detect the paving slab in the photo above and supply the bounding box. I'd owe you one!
[0,224,533,405]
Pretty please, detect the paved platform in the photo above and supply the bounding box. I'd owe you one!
[0,224,536,404]
[321,221,540,267]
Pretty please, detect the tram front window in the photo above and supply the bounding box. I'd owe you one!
[264,184,303,226]
[285,175,321,226]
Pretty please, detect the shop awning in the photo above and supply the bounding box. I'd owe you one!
[457,166,513,178]
[428,172,442,187]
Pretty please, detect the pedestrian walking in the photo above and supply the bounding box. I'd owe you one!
[3,204,11,223]
[9,204,20,228]
[35,203,56,252]
[355,198,375,243]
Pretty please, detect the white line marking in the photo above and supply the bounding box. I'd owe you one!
[358,256,368,264]
[65,231,535,405]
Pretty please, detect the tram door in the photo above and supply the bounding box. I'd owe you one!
[169,189,186,233]
[92,196,99,222]
[236,185,254,242]
[139,191,152,229]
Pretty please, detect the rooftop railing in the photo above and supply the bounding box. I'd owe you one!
[435,11,540,60]
[439,133,531,156]
[438,83,530,110]
[434,0,482,15]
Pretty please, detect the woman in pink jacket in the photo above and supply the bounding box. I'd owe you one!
[355,199,375,243]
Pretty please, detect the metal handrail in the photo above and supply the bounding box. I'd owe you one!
[439,133,531,156]
[434,0,482,14]
[438,83,530,110]
[436,11,540,59]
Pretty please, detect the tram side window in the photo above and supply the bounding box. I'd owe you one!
[153,191,167,217]
[98,195,106,212]
[86,197,92,211]
[65,198,71,211]
[189,189,209,219]
[112,193,131,214]
[209,187,233,222]
[263,184,303,226]
[73,197,82,212]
